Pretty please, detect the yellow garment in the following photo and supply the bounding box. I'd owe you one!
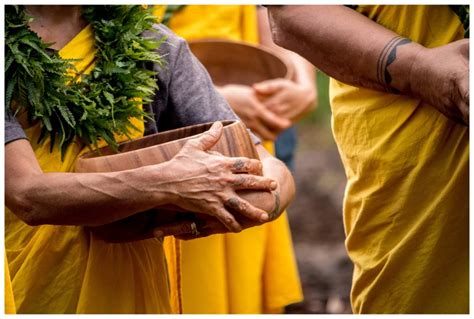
[151,5,166,23]
[330,5,468,314]
[5,25,171,314]
[166,5,302,314]
[5,254,16,314]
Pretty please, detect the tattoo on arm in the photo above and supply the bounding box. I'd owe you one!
[377,36,412,92]
[269,191,281,220]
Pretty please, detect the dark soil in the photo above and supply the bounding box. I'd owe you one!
[284,122,353,314]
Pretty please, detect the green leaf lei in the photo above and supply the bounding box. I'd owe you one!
[5,5,165,156]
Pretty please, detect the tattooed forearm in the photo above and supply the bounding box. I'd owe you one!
[377,36,412,92]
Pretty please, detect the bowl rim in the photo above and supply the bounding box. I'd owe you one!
[77,120,242,161]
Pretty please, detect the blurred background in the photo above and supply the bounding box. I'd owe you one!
[284,72,353,314]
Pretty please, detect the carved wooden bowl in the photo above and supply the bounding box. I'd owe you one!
[74,120,261,242]
[75,120,258,173]
[188,39,293,86]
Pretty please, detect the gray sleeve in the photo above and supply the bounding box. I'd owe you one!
[144,24,260,144]
[5,109,27,145]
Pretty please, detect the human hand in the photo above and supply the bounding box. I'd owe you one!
[173,190,282,240]
[409,39,469,125]
[89,186,281,243]
[162,121,278,232]
[87,209,195,243]
[217,84,291,140]
[253,78,316,123]
[91,212,256,243]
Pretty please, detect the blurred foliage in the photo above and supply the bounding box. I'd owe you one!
[301,71,331,127]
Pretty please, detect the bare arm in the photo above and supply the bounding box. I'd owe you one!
[89,140,296,242]
[255,6,317,123]
[5,139,172,227]
[174,143,295,240]
[5,122,275,230]
[267,5,469,125]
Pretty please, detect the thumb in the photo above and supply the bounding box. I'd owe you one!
[187,121,223,151]
[253,79,286,95]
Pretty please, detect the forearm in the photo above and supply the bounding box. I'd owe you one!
[268,5,423,94]
[6,140,174,226]
[258,6,316,89]
[256,145,295,219]
[258,6,317,120]
[14,168,174,227]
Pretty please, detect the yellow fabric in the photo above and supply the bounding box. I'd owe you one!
[330,5,468,314]
[162,237,182,314]
[5,24,171,314]
[165,5,302,314]
[168,5,259,44]
[152,5,166,23]
[5,254,16,314]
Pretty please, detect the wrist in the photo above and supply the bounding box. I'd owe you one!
[386,41,426,95]
[138,163,178,207]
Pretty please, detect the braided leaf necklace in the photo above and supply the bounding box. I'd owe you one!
[5,5,165,156]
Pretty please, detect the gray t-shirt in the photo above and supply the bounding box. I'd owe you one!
[5,24,259,145]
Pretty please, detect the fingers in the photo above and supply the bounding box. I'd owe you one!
[225,196,269,223]
[257,106,291,132]
[175,219,227,240]
[253,79,288,95]
[175,215,263,240]
[152,219,201,238]
[185,121,223,151]
[247,93,291,133]
[211,206,243,232]
[228,157,263,175]
[229,174,277,191]
[457,73,469,125]
[459,98,469,126]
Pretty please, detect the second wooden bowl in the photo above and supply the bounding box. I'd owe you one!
[188,39,293,86]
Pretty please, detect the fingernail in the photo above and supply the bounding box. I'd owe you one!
[154,229,164,238]
[260,213,269,222]
[270,181,277,189]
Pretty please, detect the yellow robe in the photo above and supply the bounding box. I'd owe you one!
[5,254,16,314]
[330,5,468,314]
[164,5,303,314]
[5,25,171,314]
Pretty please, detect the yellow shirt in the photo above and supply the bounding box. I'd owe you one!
[330,5,468,314]
[5,25,171,314]
[165,5,303,314]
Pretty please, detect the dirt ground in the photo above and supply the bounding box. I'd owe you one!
[283,122,353,314]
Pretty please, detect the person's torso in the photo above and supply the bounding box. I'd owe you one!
[330,5,468,313]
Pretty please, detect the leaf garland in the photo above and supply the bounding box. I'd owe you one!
[5,5,166,156]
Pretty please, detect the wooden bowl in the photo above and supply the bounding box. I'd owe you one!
[75,120,259,173]
[188,39,293,86]
[75,120,263,242]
